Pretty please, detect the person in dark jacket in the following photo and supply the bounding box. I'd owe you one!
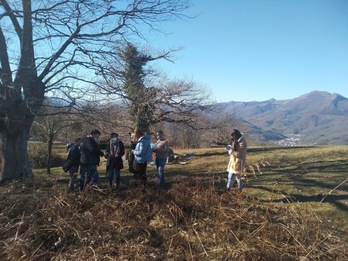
[79,129,104,191]
[105,132,125,191]
[67,138,82,193]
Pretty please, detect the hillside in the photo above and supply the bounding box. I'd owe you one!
[218,91,348,145]
[0,146,347,260]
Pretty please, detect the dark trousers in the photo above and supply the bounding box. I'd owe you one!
[79,164,99,191]
[68,165,79,192]
[134,162,147,186]
[108,166,121,188]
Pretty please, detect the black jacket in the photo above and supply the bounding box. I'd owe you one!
[80,137,103,165]
[67,145,80,167]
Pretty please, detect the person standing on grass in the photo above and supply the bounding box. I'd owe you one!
[128,128,141,178]
[79,129,104,191]
[226,129,247,191]
[132,129,152,188]
[105,132,125,191]
[153,130,170,188]
[67,137,82,193]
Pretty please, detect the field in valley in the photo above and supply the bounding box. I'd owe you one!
[0,144,347,260]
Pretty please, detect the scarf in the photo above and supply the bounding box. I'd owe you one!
[109,140,120,157]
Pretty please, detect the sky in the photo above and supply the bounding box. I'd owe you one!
[145,0,348,102]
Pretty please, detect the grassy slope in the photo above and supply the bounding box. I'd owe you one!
[0,145,347,260]
[171,146,348,235]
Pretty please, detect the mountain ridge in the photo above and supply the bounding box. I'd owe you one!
[219,90,348,145]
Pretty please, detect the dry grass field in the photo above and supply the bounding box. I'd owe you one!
[0,144,347,260]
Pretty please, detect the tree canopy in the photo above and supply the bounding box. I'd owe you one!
[0,0,194,182]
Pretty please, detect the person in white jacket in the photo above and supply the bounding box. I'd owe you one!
[226,129,247,191]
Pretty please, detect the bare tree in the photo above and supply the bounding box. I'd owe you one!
[31,100,84,174]
[0,0,191,183]
[99,42,213,134]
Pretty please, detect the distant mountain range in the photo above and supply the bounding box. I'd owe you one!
[218,91,348,145]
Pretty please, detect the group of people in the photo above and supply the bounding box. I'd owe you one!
[64,128,170,193]
[65,127,247,193]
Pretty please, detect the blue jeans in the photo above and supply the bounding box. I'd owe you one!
[79,165,99,191]
[156,157,167,186]
[227,172,244,190]
[108,166,121,187]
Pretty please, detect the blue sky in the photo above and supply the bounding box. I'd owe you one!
[145,0,348,102]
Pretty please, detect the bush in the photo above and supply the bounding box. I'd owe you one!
[28,143,47,168]
[28,143,65,168]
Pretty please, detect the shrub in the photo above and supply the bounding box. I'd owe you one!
[28,143,65,168]
[28,143,47,168]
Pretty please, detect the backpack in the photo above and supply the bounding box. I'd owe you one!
[128,150,135,173]
[62,160,72,172]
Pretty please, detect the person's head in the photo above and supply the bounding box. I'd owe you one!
[110,132,118,143]
[230,129,242,141]
[74,137,82,146]
[133,128,142,141]
[156,131,164,140]
[90,129,101,140]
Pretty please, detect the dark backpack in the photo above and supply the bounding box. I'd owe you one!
[62,161,72,172]
[128,150,135,173]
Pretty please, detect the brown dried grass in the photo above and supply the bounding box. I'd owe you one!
[0,174,347,261]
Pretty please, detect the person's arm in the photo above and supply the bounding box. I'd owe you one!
[165,140,170,155]
[133,140,145,157]
[119,141,125,157]
[67,148,74,162]
[88,140,104,157]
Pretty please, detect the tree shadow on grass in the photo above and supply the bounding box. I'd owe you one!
[250,184,348,212]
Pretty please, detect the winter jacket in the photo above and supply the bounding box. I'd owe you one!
[67,144,80,167]
[133,133,153,163]
[227,135,247,175]
[105,139,125,167]
[80,137,103,165]
[154,139,170,159]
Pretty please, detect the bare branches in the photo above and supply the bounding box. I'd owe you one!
[0,0,22,41]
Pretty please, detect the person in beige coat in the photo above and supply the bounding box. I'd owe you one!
[153,131,170,188]
[226,129,247,191]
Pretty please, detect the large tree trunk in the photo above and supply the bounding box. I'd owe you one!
[0,1,42,183]
[0,128,32,183]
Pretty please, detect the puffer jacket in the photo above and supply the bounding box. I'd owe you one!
[227,135,247,175]
[133,133,153,163]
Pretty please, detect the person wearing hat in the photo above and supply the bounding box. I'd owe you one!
[226,129,247,191]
